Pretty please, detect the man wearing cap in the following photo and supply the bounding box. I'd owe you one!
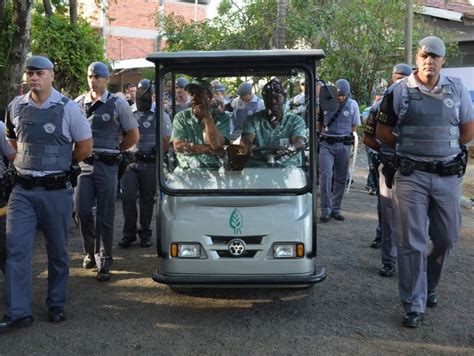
[230,82,265,140]
[1,55,92,331]
[317,79,360,222]
[289,79,307,118]
[240,78,306,167]
[175,77,191,113]
[170,78,230,169]
[118,79,171,249]
[75,61,139,282]
[377,36,474,328]
[363,63,412,277]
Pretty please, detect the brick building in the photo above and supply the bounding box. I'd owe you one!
[79,0,213,91]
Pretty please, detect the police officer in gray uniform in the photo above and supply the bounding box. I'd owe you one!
[75,62,139,282]
[0,121,16,275]
[364,63,412,277]
[230,82,265,140]
[118,79,171,248]
[0,56,92,331]
[317,79,360,222]
[377,36,474,328]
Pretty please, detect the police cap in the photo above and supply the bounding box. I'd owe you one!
[26,55,54,70]
[419,36,445,57]
[176,77,189,89]
[88,62,109,78]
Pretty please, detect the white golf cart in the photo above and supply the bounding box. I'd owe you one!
[147,50,326,287]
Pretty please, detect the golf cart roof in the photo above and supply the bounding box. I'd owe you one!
[146,49,325,66]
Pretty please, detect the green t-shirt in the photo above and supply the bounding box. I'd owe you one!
[171,108,230,168]
[242,111,306,167]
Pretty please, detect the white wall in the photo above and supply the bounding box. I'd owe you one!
[441,67,474,90]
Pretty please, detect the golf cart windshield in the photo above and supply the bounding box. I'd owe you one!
[147,50,323,195]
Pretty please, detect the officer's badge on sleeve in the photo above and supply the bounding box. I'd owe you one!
[43,123,56,134]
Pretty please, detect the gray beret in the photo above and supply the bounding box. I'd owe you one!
[392,63,412,76]
[26,55,54,70]
[88,62,109,78]
[238,82,253,96]
[176,77,189,88]
[335,79,350,97]
[419,36,445,57]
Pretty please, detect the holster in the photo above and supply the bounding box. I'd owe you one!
[379,153,397,188]
[68,163,82,187]
[118,152,135,179]
[2,165,17,201]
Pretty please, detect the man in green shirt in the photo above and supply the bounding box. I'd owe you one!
[170,78,230,169]
[241,78,306,167]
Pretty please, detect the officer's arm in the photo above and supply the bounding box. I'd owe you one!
[73,138,93,162]
[362,111,380,151]
[119,128,139,152]
[375,92,397,148]
[459,120,474,145]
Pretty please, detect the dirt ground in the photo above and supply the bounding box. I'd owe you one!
[0,147,473,354]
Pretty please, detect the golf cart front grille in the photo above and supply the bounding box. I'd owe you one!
[209,235,264,244]
[207,234,266,259]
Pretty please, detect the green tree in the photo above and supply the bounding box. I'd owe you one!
[158,0,458,105]
[30,10,105,97]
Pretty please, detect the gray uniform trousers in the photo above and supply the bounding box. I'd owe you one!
[393,170,461,313]
[378,164,397,266]
[76,160,118,273]
[120,161,156,241]
[319,141,351,215]
[0,196,6,273]
[4,185,73,318]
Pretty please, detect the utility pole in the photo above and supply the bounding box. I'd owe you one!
[405,0,413,65]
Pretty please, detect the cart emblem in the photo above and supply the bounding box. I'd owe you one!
[228,239,246,256]
[229,208,243,234]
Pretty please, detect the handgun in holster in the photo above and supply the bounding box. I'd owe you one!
[380,154,397,189]
[68,162,82,187]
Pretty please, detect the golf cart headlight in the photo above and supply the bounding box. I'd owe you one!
[177,243,201,258]
[273,244,297,258]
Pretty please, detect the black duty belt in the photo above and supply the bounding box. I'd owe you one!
[16,173,69,190]
[84,152,121,166]
[398,156,464,177]
[320,135,354,145]
[134,152,156,163]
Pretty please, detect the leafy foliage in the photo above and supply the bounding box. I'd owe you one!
[159,0,459,105]
[30,11,105,97]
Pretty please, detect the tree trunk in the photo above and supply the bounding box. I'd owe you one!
[276,0,286,49]
[0,0,32,107]
[43,0,52,17]
[0,0,6,31]
[69,0,77,25]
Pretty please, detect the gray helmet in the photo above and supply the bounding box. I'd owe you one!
[136,79,154,112]
[335,79,350,97]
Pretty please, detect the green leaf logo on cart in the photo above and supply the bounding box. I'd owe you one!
[229,208,243,234]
